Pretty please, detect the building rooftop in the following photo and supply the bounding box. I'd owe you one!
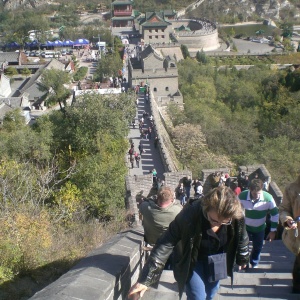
[112,0,133,5]
[140,12,172,28]
[141,45,164,61]
[0,52,19,64]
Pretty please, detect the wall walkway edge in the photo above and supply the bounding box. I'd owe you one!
[29,226,145,300]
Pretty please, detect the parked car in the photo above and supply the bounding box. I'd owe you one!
[61,50,67,56]
[24,50,30,56]
[29,51,36,56]
[35,51,41,56]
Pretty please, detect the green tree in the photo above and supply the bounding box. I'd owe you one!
[39,69,71,112]
[180,44,190,59]
[196,50,209,64]
[280,21,294,38]
[4,66,18,77]
[95,52,122,82]
[21,67,31,77]
[167,102,186,126]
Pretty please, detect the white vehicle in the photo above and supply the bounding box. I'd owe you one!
[42,51,55,58]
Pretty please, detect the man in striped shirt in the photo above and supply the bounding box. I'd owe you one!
[238,179,279,268]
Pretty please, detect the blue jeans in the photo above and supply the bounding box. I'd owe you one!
[186,260,220,300]
[180,195,186,206]
[247,230,265,267]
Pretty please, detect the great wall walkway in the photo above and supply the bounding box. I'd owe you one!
[127,92,165,179]
[126,95,298,299]
[29,93,299,300]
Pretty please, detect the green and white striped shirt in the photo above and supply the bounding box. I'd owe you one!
[238,190,279,233]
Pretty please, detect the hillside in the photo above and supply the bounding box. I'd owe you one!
[2,0,300,23]
[185,0,300,23]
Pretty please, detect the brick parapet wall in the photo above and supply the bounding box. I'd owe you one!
[176,31,220,51]
[149,92,180,173]
[164,170,192,192]
[29,226,145,300]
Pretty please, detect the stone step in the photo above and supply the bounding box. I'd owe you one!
[143,240,297,300]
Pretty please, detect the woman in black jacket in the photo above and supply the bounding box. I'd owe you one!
[128,186,249,300]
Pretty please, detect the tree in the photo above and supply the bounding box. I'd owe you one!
[39,69,71,112]
[280,21,294,38]
[4,66,18,77]
[180,44,190,59]
[196,50,209,64]
[171,123,234,175]
[95,51,122,82]
[167,102,186,126]
[21,67,31,77]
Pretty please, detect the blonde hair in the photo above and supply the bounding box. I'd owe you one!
[202,186,244,219]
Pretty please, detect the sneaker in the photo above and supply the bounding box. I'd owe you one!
[252,264,258,269]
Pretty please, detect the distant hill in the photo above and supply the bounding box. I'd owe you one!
[2,0,300,24]
[185,0,300,23]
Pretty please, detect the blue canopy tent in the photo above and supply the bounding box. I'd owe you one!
[40,40,54,50]
[74,38,89,47]
[62,40,74,47]
[25,40,40,50]
[6,42,20,49]
[53,40,63,47]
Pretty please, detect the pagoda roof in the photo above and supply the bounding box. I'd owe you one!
[112,0,133,5]
[140,12,171,28]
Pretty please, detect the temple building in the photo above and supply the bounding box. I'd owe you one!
[138,12,172,44]
[111,0,134,28]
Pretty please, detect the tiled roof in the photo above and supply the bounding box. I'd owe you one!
[0,52,20,63]
[0,97,22,108]
[140,45,164,61]
[16,59,65,99]
[112,0,133,5]
[0,102,14,120]
[45,59,66,72]
[141,12,171,28]
[25,82,47,100]
[162,9,176,17]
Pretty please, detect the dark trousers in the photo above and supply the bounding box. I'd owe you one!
[293,253,300,292]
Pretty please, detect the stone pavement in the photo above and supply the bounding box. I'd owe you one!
[127,93,165,180]
[143,240,297,300]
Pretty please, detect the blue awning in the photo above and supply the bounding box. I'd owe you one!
[62,40,74,46]
[74,38,89,45]
[53,40,63,46]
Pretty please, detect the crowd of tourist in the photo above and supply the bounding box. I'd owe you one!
[127,167,300,299]
[126,84,299,300]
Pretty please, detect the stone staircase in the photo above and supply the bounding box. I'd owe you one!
[143,240,298,300]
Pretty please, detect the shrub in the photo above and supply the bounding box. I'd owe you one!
[73,67,88,81]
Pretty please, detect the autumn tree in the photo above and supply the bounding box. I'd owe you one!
[171,123,234,176]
